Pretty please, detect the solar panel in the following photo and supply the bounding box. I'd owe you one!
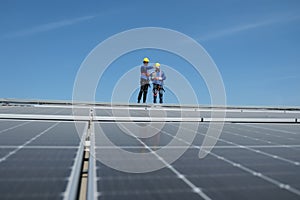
[0,119,87,200]
[1,101,300,200]
[92,121,300,200]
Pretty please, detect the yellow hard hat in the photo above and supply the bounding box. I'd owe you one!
[143,57,150,63]
[155,62,160,68]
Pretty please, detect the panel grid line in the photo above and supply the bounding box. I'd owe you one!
[129,129,212,200]
[0,122,59,163]
[201,124,300,166]
[156,124,300,197]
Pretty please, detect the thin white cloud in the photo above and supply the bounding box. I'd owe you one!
[3,15,96,39]
[199,14,300,42]
[267,74,300,82]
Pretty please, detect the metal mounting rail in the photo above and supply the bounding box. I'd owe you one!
[0,114,299,123]
[86,121,98,200]
[63,123,88,200]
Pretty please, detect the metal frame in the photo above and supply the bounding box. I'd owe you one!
[1,114,299,123]
[87,122,98,200]
[63,122,88,200]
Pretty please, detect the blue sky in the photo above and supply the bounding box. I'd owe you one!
[1,0,300,106]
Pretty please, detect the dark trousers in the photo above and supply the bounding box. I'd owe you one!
[137,79,149,103]
[152,84,164,103]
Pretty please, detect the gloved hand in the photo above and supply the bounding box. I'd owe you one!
[158,77,163,80]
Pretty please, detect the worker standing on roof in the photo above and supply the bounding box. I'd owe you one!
[151,63,166,104]
[137,57,154,103]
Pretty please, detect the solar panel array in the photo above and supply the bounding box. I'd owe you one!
[1,101,300,200]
